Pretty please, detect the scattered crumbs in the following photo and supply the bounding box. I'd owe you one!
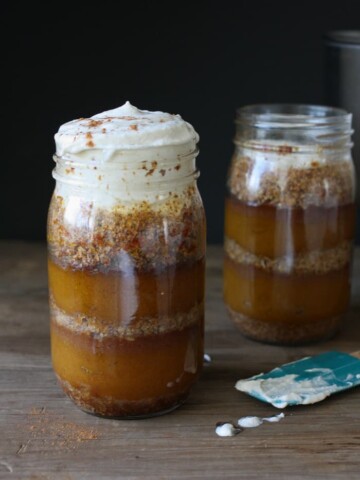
[98,175,102,181]
[86,140,95,148]
[102,128,107,133]
[20,406,99,452]
[175,164,181,171]
[86,132,93,139]
[129,124,138,131]
[203,353,212,365]
[159,169,166,176]
[215,422,242,437]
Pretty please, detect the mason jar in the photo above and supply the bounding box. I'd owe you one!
[224,104,356,345]
[48,103,206,418]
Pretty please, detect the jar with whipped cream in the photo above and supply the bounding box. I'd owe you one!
[48,102,206,417]
[224,104,356,345]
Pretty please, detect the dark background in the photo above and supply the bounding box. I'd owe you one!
[5,1,360,244]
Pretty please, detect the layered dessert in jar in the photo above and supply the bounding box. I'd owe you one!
[48,102,205,417]
[224,105,356,345]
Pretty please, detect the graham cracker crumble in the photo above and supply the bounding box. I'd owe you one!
[227,307,341,345]
[225,237,353,275]
[47,190,205,271]
[50,297,203,340]
[17,407,99,454]
[228,155,354,207]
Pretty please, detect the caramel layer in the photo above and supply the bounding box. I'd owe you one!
[225,196,356,259]
[224,255,351,325]
[51,320,203,403]
[48,258,205,324]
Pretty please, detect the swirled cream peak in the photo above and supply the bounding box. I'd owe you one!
[55,101,199,156]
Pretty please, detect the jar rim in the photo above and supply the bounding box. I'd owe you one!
[236,104,352,128]
[324,30,360,47]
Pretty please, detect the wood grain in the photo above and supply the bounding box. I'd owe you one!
[1,241,360,480]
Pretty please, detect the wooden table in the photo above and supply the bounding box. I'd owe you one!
[1,242,360,480]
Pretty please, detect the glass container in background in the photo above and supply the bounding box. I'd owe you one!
[323,30,360,244]
[324,30,360,205]
[224,104,356,345]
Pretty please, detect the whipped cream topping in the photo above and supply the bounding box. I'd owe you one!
[53,102,200,206]
[55,101,199,157]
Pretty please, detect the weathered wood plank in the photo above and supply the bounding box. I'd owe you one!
[0,242,360,479]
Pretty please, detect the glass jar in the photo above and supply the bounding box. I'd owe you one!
[48,104,205,418]
[224,104,356,345]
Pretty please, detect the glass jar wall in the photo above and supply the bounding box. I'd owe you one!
[224,104,356,345]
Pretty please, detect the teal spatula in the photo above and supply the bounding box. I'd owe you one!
[235,351,360,408]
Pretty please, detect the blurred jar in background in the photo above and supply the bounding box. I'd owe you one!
[224,104,356,345]
[324,30,360,204]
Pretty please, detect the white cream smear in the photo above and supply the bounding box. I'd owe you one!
[215,413,284,437]
[53,102,200,205]
[235,374,339,409]
[215,423,242,437]
[238,413,285,428]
